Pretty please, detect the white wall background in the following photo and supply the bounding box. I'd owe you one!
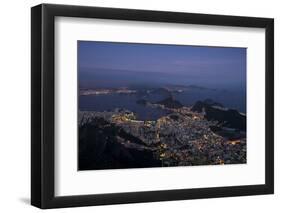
[0,0,279,212]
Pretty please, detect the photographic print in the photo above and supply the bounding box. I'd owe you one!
[31,4,274,208]
[78,41,247,170]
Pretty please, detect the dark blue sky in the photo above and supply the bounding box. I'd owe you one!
[78,41,246,89]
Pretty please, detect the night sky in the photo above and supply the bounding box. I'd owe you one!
[78,41,246,89]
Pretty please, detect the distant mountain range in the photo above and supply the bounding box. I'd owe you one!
[191,99,224,111]
[135,93,246,130]
[137,96,246,131]
[191,99,246,131]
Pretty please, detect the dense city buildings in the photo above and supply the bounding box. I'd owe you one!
[79,97,246,170]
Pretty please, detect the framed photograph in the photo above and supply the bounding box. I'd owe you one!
[31,4,274,209]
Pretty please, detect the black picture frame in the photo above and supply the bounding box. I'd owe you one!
[31,3,274,209]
